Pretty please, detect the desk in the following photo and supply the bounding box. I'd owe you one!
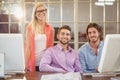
[1,72,117,80]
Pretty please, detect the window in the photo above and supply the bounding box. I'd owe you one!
[0,0,120,50]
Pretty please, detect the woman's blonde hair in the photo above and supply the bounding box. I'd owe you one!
[31,2,47,34]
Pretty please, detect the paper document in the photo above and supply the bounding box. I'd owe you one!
[41,72,82,80]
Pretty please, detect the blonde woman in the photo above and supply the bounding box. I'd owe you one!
[25,2,54,72]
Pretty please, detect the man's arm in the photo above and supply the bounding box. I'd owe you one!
[74,52,83,73]
[39,49,66,72]
[78,48,93,73]
[78,48,98,73]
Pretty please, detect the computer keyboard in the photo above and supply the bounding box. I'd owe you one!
[83,72,120,77]
[5,70,25,75]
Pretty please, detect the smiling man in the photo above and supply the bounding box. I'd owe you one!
[39,25,82,73]
[78,23,104,73]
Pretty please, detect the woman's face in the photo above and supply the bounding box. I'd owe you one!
[35,6,47,20]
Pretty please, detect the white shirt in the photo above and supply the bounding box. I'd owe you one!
[34,34,46,66]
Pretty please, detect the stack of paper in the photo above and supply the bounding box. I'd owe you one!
[41,72,82,80]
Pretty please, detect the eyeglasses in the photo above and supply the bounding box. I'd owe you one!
[36,9,47,13]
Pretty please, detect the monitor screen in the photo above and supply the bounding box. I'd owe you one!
[98,34,120,73]
[0,34,25,74]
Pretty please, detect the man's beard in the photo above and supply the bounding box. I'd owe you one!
[59,40,69,45]
[90,37,99,43]
[91,40,97,43]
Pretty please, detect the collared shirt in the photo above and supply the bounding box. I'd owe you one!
[39,44,82,73]
[78,41,104,73]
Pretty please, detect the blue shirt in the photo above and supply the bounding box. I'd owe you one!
[78,41,104,73]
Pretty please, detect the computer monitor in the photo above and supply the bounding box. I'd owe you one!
[98,34,120,73]
[0,34,25,74]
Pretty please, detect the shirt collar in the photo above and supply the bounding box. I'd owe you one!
[88,41,104,49]
[56,44,73,52]
[99,41,104,48]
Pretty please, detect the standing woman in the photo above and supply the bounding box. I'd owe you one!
[25,2,54,72]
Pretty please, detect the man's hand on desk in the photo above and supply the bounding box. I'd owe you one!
[61,70,67,73]
[96,67,99,72]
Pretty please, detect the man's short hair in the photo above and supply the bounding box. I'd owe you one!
[57,25,71,34]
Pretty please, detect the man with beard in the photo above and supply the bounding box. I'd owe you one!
[39,25,82,73]
[78,23,104,73]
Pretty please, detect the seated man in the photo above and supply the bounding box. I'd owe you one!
[39,25,82,73]
[78,23,104,73]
